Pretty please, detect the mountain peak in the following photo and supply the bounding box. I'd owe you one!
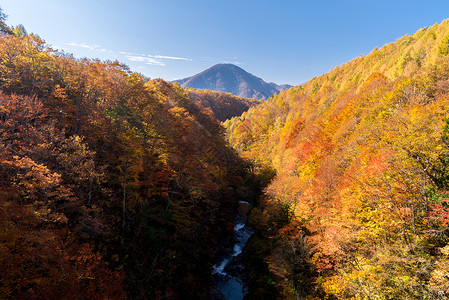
[174,64,292,100]
[207,63,245,70]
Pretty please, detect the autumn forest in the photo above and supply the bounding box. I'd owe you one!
[1,6,449,300]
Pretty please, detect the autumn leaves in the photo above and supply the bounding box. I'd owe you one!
[225,21,449,298]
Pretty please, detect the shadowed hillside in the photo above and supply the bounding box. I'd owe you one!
[185,87,261,121]
[0,32,261,299]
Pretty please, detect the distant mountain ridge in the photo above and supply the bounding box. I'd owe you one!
[174,64,293,100]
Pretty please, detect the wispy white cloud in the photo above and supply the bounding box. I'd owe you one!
[119,51,135,55]
[65,42,106,52]
[149,54,191,61]
[120,52,191,61]
[61,44,191,67]
[124,55,165,66]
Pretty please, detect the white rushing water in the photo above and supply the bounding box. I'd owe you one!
[213,258,230,276]
[212,220,253,300]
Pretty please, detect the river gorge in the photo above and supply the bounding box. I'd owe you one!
[212,200,253,300]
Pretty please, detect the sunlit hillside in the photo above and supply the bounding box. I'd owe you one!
[225,19,449,298]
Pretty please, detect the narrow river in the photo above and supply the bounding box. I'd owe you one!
[212,201,253,300]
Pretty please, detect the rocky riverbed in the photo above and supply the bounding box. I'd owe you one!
[211,201,253,300]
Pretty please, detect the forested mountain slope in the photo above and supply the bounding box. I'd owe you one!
[225,20,449,298]
[0,33,259,299]
[185,87,260,121]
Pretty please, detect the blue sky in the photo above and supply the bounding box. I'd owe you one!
[1,0,449,85]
